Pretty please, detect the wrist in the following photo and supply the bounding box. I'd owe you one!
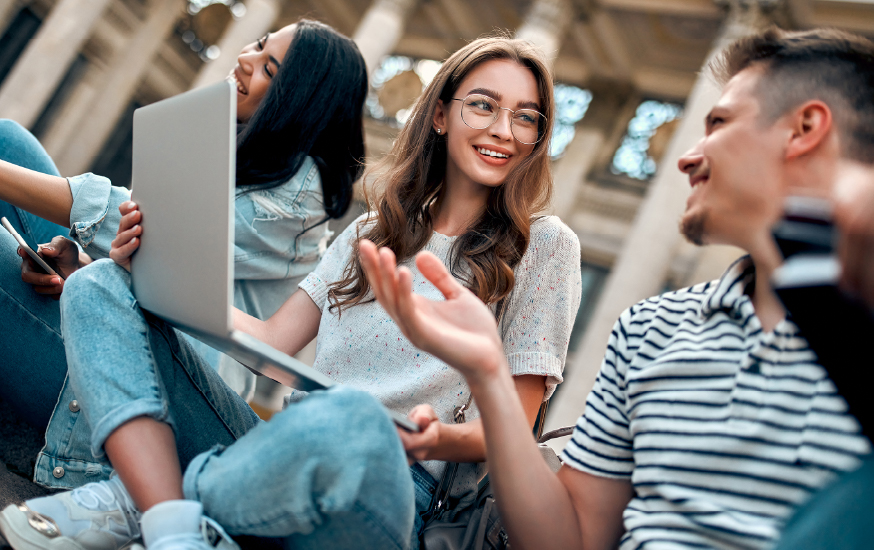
[464,355,510,395]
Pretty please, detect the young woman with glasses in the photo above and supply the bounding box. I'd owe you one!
[0,19,367,426]
[0,37,581,550]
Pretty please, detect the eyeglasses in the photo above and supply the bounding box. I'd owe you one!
[451,94,546,145]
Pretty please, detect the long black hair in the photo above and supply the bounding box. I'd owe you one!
[235,19,368,220]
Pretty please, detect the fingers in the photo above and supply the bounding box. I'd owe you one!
[360,239,404,317]
[109,234,139,264]
[110,207,143,267]
[415,251,465,300]
[116,202,141,235]
[408,404,438,427]
[19,250,63,296]
[360,240,392,313]
[398,405,440,462]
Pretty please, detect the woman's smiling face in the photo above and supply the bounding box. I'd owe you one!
[228,24,296,123]
[433,59,541,191]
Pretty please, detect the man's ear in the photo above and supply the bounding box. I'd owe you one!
[785,100,832,160]
[432,99,447,134]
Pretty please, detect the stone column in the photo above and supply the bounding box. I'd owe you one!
[0,0,20,33]
[515,0,586,221]
[353,0,418,77]
[0,0,113,128]
[191,0,279,90]
[546,0,774,432]
[53,0,183,175]
[551,128,604,221]
[514,0,572,67]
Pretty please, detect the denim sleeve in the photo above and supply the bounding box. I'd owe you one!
[232,158,330,281]
[67,173,130,260]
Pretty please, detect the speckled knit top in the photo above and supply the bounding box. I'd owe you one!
[296,213,582,486]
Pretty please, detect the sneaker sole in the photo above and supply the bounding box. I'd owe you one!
[0,503,88,550]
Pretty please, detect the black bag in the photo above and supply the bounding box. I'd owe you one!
[421,474,508,550]
[419,400,573,550]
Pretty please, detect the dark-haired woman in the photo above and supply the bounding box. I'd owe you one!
[0,19,367,426]
[0,37,582,550]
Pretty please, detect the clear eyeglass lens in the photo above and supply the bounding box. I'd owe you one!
[511,110,543,144]
[459,94,543,144]
[460,95,497,128]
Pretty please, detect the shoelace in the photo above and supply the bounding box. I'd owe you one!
[147,517,238,550]
[200,516,238,550]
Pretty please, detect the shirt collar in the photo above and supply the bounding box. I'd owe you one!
[700,255,756,319]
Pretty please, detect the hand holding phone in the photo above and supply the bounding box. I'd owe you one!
[1,216,62,278]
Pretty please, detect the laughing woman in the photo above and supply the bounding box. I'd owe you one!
[0,37,581,550]
[0,18,368,426]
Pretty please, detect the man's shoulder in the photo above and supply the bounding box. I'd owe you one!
[621,279,717,328]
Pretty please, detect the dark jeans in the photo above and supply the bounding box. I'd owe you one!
[0,119,69,428]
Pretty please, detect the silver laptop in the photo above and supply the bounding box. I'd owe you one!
[129,80,417,431]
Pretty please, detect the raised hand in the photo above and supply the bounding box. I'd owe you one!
[109,201,143,272]
[358,239,505,383]
[19,236,82,299]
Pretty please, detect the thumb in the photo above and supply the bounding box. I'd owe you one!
[37,244,59,257]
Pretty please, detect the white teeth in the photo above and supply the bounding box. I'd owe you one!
[477,147,508,158]
[228,73,247,95]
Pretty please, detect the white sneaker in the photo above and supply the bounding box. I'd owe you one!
[0,477,142,550]
[141,501,238,550]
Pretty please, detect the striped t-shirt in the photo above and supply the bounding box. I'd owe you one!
[561,256,870,549]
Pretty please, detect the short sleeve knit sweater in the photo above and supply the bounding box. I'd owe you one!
[296,213,582,483]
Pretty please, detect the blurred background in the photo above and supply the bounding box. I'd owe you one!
[0,0,872,430]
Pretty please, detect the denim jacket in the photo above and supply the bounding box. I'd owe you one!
[35,158,330,489]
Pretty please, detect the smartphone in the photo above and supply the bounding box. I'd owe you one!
[0,216,64,279]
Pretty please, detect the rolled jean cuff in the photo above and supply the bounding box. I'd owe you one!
[89,397,175,460]
[182,444,226,503]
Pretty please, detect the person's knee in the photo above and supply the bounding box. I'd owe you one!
[60,259,132,319]
[0,119,29,139]
[302,389,402,456]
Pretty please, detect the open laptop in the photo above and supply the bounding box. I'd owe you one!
[129,80,418,432]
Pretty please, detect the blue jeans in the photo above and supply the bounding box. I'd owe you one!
[55,259,421,548]
[0,119,69,428]
[0,119,227,426]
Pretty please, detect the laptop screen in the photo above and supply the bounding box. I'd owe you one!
[130,81,236,337]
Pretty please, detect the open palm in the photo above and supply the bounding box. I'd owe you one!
[359,240,504,380]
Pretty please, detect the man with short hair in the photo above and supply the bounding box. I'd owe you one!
[359,27,873,549]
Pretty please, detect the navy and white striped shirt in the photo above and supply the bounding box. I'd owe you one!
[561,256,870,549]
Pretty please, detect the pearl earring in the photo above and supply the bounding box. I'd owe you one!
[436,128,442,134]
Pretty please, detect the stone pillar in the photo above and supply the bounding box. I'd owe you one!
[0,0,113,128]
[53,0,183,175]
[515,0,583,222]
[546,0,774,432]
[191,0,279,90]
[353,0,418,77]
[551,128,604,221]
[514,0,572,67]
[0,0,20,32]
